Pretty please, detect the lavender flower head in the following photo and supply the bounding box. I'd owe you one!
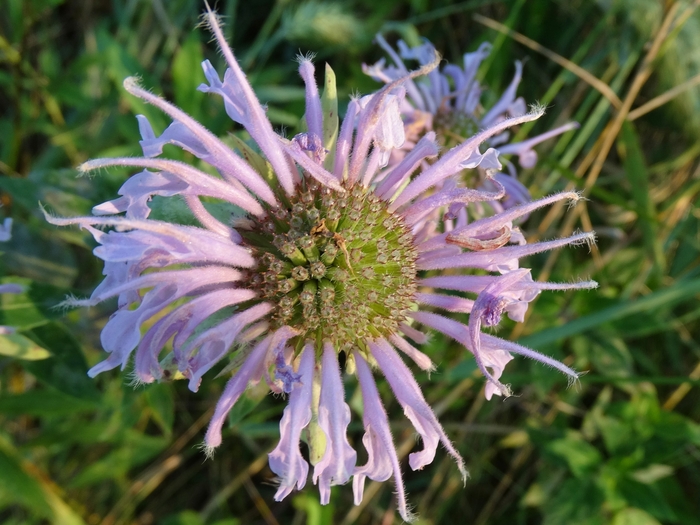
[46,8,597,521]
[365,35,579,212]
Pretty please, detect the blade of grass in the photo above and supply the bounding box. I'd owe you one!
[628,72,700,121]
[511,12,612,143]
[474,0,527,82]
[473,13,622,109]
[618,120,665,280]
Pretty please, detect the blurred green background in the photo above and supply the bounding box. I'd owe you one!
[1,0,700,524]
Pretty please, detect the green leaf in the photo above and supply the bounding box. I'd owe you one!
[0,438,53,518]
[22,322,100,402]
[0,388,96,416]
[159,511,204,525]
[144,383,175,436]
[618,121,665,279]
[0,277,68,331]
[228,134,274,184]
[266,107,303,126]
[255,85,306,102]
[597,414,635,456]
[227,387,268,428]
[148,195,199,226]
[444,358,478,382]
[0,177,42,211]
[69,432,169,488]
[0,332,51,360]
[321,63,338,172]
[292,492,335,525]
[611,508,661,525]
[618,479,676,521]
[0,436,86,525]
[653,410,700,445]
[2,225,79,288]
[630,464,674,484]
[172,32,205,117]
[587,336,634,377]
[543,478,606,525]
[545,434,602,478]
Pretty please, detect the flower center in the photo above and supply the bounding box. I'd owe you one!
[241,181,418,350]
[434,108,480,148]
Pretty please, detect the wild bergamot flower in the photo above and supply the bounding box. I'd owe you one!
[366,35,580,212]
[46,8,597,521]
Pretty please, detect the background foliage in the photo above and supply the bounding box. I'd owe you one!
[1,0,700,524]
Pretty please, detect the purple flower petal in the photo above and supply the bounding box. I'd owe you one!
[370,339,467,478]
[204,334,273,453]
[313,342,356,504]
[269,343,315,500]
[353,350,413,522]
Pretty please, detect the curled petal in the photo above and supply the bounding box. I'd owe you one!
[416,292,474,313]
[183,302,273,391]
[133,288,255,383]
[269,343,315,500]
[350,52,440,185]
[370,339,466,479]
[410,310,512,398]
[402,179,505,226]
[204,334,273,454]
[281,139,345,192]
[375,132,439,201]
[83,157,264,217]
[498,122,580,168]
[482,61,523,126]
[199,9,296,195]
[418,231,596,273]
[446,191,581,246]
[123,81,277,204]
[45,213,255,269]
[353,350,413,522]
[313,342,356,504]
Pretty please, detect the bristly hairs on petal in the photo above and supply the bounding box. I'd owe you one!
[126,369,150,389]
[77,155,142,179]
[397,493,418,523]
[123,76,148,97]
[537,277,599,291]
[566,191,587,209]
[52,294,91,312]
[198,1,225,34]
[198,438,217,460]
[568,369,587,391]
[295,51,318,64]
[569,229,597,250]
[199,4,244,65]
[528,101,548,116]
